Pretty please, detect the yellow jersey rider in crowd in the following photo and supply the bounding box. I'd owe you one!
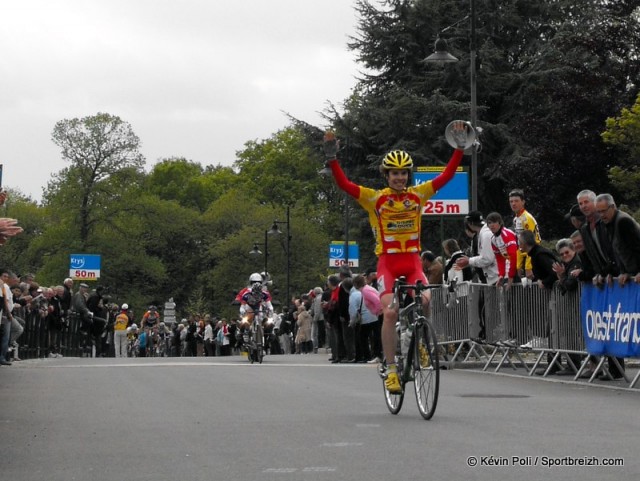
[324,122,470,393]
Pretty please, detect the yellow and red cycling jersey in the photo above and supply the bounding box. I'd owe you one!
[329,150,463,256]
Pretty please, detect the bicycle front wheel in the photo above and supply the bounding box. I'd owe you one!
[255,324,264,364]
[413,319,440,420]
[381,360,405,415]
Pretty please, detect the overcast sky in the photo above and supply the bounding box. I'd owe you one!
[1,0,364,202]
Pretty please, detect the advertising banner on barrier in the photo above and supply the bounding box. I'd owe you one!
[580,283,640,358]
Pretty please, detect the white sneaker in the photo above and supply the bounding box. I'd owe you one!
[367,357,382,364]
[520,340,533,349]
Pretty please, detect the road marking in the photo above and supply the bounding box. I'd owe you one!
[14,360,374,369]
[263,467,336,473]
[321,442,363,447]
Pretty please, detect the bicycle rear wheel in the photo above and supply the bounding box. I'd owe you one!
[413,318,440,420]
[381,359,405,415]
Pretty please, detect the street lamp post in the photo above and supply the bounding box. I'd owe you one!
[268,206,291,308]
[249,230,268,274]
[424,0,478,212]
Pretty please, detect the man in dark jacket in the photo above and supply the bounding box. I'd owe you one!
[576,190,625,380]
[595,193,640,286]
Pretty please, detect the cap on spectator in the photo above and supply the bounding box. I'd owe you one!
[465,210,484,225]
[79,283,89,288]
[564,204,584,221]
[121,303,129,310]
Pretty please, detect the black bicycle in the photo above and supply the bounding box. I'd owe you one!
[379,277,441,420]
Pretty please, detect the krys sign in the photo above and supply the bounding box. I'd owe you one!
[69,254,101,281]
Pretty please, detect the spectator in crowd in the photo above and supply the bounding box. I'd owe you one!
[365,268,378,290]
[508,188,541,279]
[1,271,17,365]
[421,250,444,285]
[220,318,232,356]
[442,239,473,285]
[186,316,197,356]
[552,238,586,373]
[113,304,129,358]
[518,230,559,366]
[47,286,65,358]
[455,211,498,339]
[519,231,558,291]
[577,190,619,287]
[338,267,355,363]
[576,190,625,379]
[61,278,73,319]
[204,317,215,356]
[1,270,25,362]
[322,274,343,363]
[309,286,325,353]
[195,316,206,356]
[553,239,582,294]
[72,283,94,354]
[363,270,383,362]
[485,212,519,289]
[179,321,188,356]
[456,211,498,285]
[594,193,640,286]
[352,274,383,364]
[295,304,312,354]
[463,221,483,282]
[86,286,108,356]
[564,204,586,231]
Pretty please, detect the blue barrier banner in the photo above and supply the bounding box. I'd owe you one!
[580,283,640,358]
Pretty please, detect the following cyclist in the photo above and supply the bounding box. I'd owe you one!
[324,123,469,393]
[141,305,160,354]
[235,273,275,339]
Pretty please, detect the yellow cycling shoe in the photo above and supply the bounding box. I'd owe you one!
[385,372,402,394]
[419,344,431,368]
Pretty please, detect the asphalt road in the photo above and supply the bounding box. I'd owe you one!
[1,353,638,481]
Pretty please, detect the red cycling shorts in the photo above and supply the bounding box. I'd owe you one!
[376,252,428,296]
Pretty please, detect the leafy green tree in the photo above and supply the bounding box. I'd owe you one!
[234,126,333,209]
[602,92,640,207]
[333,0,640,239]
[145,158,237,212]
[48,112,145,248]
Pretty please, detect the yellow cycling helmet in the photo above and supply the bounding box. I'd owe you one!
[382,150,413,170]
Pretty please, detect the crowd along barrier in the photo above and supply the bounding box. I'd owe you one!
[431,281,639,390]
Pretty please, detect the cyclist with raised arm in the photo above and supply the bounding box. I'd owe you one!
[324,124,469,393]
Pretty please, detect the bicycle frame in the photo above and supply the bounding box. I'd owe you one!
[382,276,441,419]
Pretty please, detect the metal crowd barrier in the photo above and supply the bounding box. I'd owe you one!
[431,282,638,389]
[8,306,99,359]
